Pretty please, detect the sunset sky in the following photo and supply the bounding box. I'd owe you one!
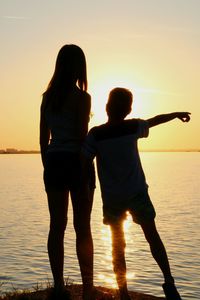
[1,0,199,150]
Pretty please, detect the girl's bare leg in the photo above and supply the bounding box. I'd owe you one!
[47,189,69,290]
[71,188,94,299]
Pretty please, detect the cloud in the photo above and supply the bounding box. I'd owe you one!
[2,16,30,20]
[135,87,184,97]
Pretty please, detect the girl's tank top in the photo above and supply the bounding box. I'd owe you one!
[45,90,87,153]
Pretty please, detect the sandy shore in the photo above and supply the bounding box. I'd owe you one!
[0,284,165,300]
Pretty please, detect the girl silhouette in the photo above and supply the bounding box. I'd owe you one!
[40,44,95,299]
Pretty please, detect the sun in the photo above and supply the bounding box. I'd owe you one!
[88,71,157,129]
[89,75,144,127]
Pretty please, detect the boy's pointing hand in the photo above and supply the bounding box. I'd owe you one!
[177,112,191,122]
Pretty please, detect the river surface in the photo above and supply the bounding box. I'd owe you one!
[0,153,199,299]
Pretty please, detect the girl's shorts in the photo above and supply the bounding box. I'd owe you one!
[44,151,95,191]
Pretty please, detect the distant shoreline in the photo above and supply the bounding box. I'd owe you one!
[0,149,199,154]
[0,150,40,154]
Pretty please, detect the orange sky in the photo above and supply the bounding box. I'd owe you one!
[1,0,199,150]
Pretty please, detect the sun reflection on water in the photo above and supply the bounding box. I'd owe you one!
[97,273,117,288]
[101,226,111,239]
[126,272,136,280]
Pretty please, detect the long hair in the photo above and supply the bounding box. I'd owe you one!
[43,44,88,111]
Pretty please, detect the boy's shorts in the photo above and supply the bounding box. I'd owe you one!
[103,189,156,225]
[44,151,96,191]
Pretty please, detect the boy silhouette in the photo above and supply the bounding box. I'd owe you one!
[82,87,190,300]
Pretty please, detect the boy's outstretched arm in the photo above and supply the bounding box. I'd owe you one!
[147,112,191,128]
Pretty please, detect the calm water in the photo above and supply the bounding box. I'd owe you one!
[0,153,199,299]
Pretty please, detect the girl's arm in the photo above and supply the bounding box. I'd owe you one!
[78,92,91,139]
[147,112,191,128]
[40,96,50,167]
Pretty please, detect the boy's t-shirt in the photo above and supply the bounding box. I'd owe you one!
[83,119,149,205]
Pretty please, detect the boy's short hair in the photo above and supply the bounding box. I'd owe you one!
[106,87,133,119]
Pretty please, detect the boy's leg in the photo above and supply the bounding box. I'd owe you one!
[110,221,130,299]
[141,220,173,283]
[141,220,182,299]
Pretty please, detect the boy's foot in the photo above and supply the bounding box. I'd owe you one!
[119,294,131,300]
[48,287,71,300]
[119,291,131,300]
[83,287,114,300]
[162,282,182,300]
[119,286,131,300]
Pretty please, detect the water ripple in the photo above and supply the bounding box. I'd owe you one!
[0,153,200,299]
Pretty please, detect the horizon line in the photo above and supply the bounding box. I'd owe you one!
[0,149,200,154]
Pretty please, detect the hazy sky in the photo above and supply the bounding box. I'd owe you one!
[1,0,199,150]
